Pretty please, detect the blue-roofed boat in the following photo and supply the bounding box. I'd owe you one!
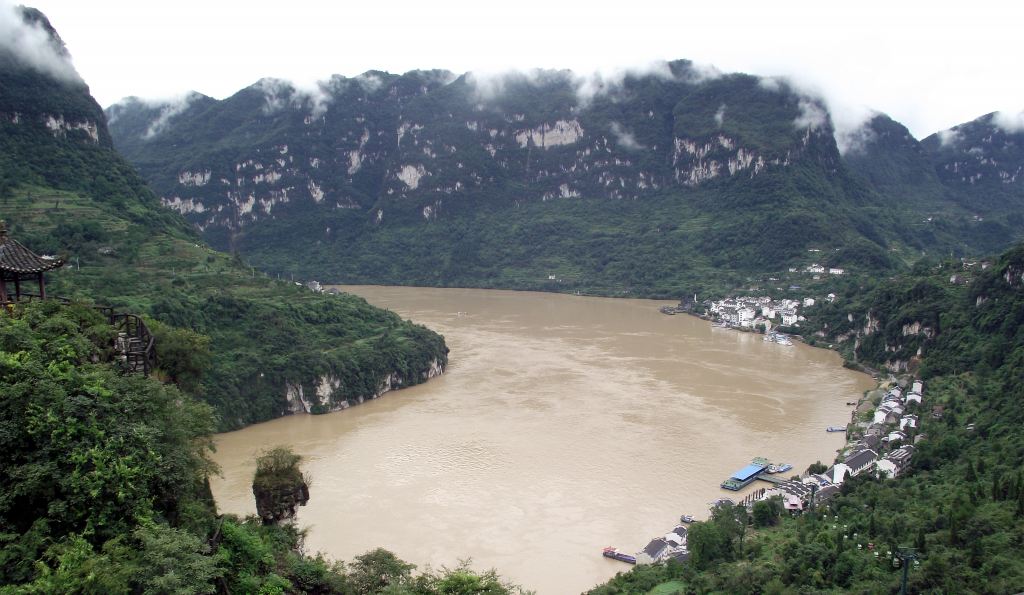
[721,459,769,490]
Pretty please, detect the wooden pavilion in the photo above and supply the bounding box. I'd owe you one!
[0,221,64,306]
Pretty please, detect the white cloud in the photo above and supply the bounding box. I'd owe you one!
[609,121,644,150]
[255,77,340,118]
[937,128,962,147]
[794,98,828,131]
[354,72,385,93]
[834,120,878,155]
[465,60,718,108]
[758,77,784,92]
[0,1,81,83]
[141,92,201,139]
[993,110,1024,132]
[714,103,726,127]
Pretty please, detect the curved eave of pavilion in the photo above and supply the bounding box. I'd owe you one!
[0,240,66,274]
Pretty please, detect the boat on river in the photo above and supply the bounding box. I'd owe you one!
[826,425,847,432]
[679,514,695,523]
[602,547,636,564]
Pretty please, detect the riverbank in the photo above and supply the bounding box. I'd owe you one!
[210,286,872,595]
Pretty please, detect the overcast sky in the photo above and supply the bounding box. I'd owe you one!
[11,0,1024,138]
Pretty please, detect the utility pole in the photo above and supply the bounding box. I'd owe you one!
[896,547,919,595]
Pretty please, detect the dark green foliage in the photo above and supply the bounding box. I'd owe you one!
[592,241,1024,594]
[253,447,305,492]
[108,62,1024,297]
[4,185,449,430]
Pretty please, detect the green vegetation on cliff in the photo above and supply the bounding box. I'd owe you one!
[591,243,1024,594]
[3,184,448,430]
[0,302,522,593]
[107,65,1024,297]
[1,5,448,430]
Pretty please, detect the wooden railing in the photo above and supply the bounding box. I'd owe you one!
[5,294,156,376]
[98,309,156,376]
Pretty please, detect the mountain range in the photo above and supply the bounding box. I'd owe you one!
[104,64,1024,295]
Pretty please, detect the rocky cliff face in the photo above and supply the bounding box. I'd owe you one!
[1,8,452,431]
[107,63,1024,291]
[921,112,1024,197]
[109,65,845,234]
[284,357,445,414]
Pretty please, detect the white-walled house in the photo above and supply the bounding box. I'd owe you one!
[842,449,878,477]
[877,446,915,479]
[636,538,669,565]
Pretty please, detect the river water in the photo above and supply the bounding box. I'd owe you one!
[210,286,873,594]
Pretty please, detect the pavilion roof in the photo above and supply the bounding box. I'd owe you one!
[0,224,64,274]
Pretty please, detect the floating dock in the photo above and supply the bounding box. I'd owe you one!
[720,459,770,491]
[721,458,796,490]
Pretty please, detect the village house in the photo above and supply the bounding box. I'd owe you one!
[737,306,756,327]
[857,434,882,452]
[764,480,814,510]
[815,484,841,503]
[818,465,847,486]
[876,445,915,479]
[828,267,845,275]
[872,401,897,423]
[886,430,907,445]
[806,264,825,274]
[636,538,669,565]
[781,310,798,326]
[900,415,918,431]
[836,448,878,479]
[865,423,886,438]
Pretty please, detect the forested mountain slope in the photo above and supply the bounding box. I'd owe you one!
[0,6,447,430]
[108,64,1024,295]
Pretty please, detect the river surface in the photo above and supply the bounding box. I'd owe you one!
[210,286,873,594]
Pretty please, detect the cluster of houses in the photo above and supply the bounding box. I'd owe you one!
[708,295,823,329]
[636,524,690,565]
[627,381,927,566]
[790,262,847,278]
[756,380,926,512]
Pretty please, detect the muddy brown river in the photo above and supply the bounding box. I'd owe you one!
[210,286,873,593]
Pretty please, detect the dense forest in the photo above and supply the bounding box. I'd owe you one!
[590,243,1024,594]
[0,301,524,593]
[107,65,1024,297]
[0,5,448,430]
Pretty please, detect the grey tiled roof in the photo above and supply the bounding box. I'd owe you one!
[0,228,64,274]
